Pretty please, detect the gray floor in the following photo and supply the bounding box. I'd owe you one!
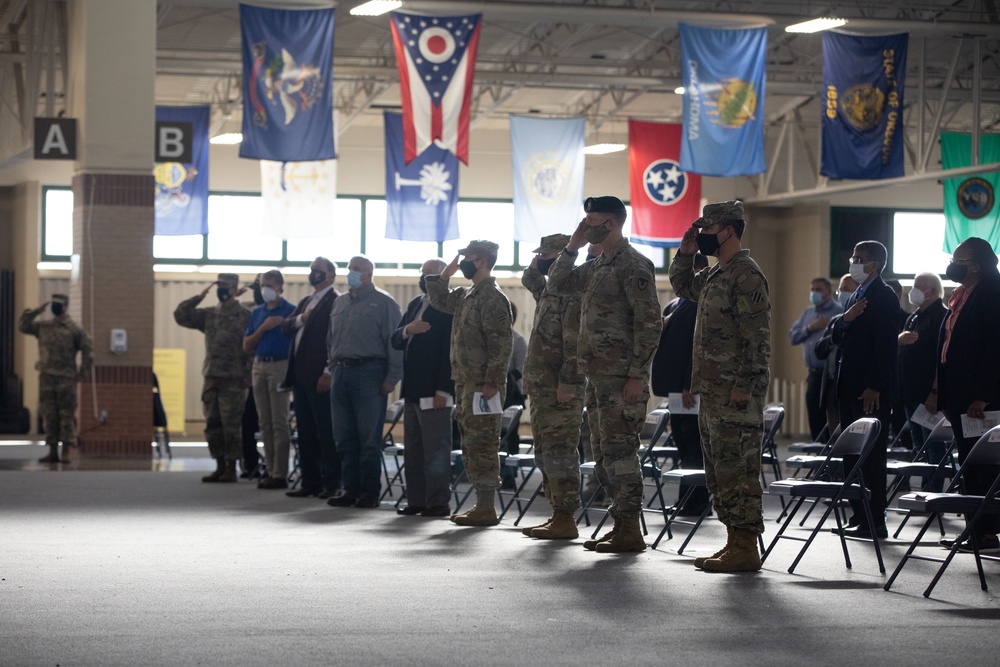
[1,441,999,667]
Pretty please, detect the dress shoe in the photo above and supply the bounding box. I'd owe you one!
[396,505,426,515]
[957,534,1000,554]
[286,487,321,498]
[829,515,861,534]
[317,489,340,500]
[327,494,358,507]
[258,477,288,490]
[840,525,888,539]
[354,494,379,509]
[421,505,451,517]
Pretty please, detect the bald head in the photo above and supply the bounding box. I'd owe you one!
[421,258,447,275]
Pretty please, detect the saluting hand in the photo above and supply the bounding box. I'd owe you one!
[567,218,588,252]
[442,255,461,279]
[198,282,217,299]
[678,225,700,255]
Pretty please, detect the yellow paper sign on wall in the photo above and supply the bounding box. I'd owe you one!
[154,348,186,436]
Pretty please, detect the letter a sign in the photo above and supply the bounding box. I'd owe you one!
[34,117,77,160]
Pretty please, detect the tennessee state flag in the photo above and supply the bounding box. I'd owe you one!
[628,120,701,247]
[390,11,482,165]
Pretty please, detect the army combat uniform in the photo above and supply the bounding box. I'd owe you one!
[426,241,513,525]
[669,200,771,571]
[549,228,661,550]
[520,234,585,539]
[174,273,252,480]
[19,295,93,462]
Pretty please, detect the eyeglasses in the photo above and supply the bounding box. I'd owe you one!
[848,257,868,265]
[949,256,974,265]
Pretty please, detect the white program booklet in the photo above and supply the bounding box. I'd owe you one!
[909,404,944,430]
[667,392,700,415]
[472,392,503,416]
[960,411,1000,438]
[419,395,455,410]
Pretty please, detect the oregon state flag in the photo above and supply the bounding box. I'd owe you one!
[941,132,1000,253]
[628,120,701,247]
[821,32,907,180]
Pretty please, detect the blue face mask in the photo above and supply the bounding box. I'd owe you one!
[809,291,824,307]
[838,291,853,308]
[347,270,363,289]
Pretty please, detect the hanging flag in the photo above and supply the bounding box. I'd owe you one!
[240,4,335,162]
[510,115,585,243]
[941,133,1000,253]
[821,32,908,180]
[154,106,209,236]
[679,24,767,177]
[384,112,460,242]
[390,11,482,165]
[628,120,701,247]
[260,159,338,240]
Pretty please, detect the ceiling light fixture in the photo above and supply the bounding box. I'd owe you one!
[209,132,243,145]
[350,0,403,17]
[582,143,627,155]
[785,18,848,33]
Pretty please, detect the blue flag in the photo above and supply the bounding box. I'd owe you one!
[239,4,335,162]
[384,112,459,242]
[821,32,908,180]
[510,115,585,243]
[154,106,209,236]
[679,24,767,177]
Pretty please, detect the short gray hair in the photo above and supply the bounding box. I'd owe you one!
[350,255,374,275]
[914,271,943,298]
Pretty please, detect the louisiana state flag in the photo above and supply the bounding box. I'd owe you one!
[240,4,336,162]
[628,120,701,247]
[679,24,767,177]
[821,32,908,180]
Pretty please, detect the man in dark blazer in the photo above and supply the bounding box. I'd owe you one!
[832,240,901,538]
[282,257,340,498]
[390,258,456,517]
[934,237,1000,552]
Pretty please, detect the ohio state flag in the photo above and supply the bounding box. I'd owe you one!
[390,11,482,165]
[628,120,701,247]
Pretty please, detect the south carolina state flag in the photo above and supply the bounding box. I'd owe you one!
[390,11,482,165]
[629,120,701,247]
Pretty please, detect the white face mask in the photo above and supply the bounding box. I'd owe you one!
[849,262,870,284]
[907,287,925,307]
[261,286,278,303]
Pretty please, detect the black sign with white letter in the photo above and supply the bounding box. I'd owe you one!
[34,117,77,160]
[155,121,193,163]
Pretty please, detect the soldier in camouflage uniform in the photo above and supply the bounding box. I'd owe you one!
[426,240,513,527]
[174,273,252,483]
[669,200,771,573]
[519,233,585,540]
[19,294,93,463]
[548,196,662,553]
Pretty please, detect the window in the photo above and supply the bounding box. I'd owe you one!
[364,199,439,266]
[43,188,74,257]
[286,198,363,266]
[443,201,517,266]
[892,211,950,276]
[206,195,283,261]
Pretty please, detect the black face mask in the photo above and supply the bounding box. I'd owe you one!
[695,230,723,257]
[217,288,232,303]
[51,303,65,317]
[946,262,972,283]
[418,275,428,293]
[309,270,327,286]
[459,259,478,280]
[536,257,556,276]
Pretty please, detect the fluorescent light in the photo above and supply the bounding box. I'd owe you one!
[785,18,847,33]
[350,0,402,16]
[674,86,686,95]
[583,143,626,155]
[210,132,243,145]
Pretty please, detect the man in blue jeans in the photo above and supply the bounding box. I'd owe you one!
[326,256,403,509]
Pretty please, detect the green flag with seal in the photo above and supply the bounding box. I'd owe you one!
[941,132,1000,253]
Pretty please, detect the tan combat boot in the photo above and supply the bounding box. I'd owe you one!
[451,491,500,526]
[202,457,225,483]
[694,527,734,569]
[218,459,239,483]
[701,528,762,572]
[595,515,646,553]
[38,444,59,464]
[522,515,553,537]
[58,443,73,463]
[531,511,579,540]
[583,525,619,550]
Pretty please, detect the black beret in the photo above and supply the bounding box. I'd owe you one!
[584,196,626,214]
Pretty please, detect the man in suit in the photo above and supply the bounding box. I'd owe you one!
[832,240,901,538]
[390,258,456,518]
[282,257,341,499]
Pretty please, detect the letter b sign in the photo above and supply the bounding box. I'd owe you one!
[155,121,193,163]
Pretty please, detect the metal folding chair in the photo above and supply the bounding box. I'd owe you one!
[887,418,958,537]
[761,417,886,574]
[760,405,785,487]
[379,399,406,504]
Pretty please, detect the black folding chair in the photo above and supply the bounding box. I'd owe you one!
[884,424,1000,598]
[761,418,885,574]
[379,399,406,504]
[887,418,958,537]
[760,405,785,487]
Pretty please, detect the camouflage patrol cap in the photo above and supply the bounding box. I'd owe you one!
[458,240,499,259]
[532,233,571,254]
[693,200,744,228]
[51,293,69,304]
[217,272,240,287]
[584,195,626,213]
